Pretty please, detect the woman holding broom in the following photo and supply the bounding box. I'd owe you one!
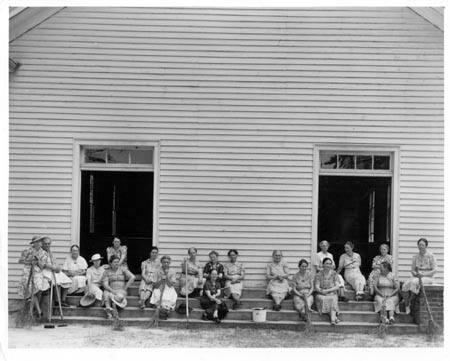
[149,255,178,319]
[17,235,50,319]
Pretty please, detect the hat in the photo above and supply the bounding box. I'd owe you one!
[30,235,46,244]
[90,253,103,262]
[79,293,96,307]
[111,293,127,309]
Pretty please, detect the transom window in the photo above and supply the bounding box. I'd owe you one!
[81,146,153,168]
[320,152,391,171]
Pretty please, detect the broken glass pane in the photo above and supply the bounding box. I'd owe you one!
[320,153,337,169]
[374,156,390,170]
[356,155,372,169]
[338,154,355,169]
[85,149,106,163]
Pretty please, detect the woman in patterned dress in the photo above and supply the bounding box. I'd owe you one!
[292,259,314,321]
[314,257,341,325]
[203,251,225,288]
[85,253,105,306]
[368,243,393,296]
[200,269,228,323]
[401,238,437,314]
[373,262,400,324]
[224,249,245,309]
[60,245,88,304]
[139,246,160,309]
[102,255,136,318]
[179,247,204,297]
[106,237,128,270]
[266,250,291,311]
[337,241,366,301]
[149,256,178,318]
[17,235,51,317]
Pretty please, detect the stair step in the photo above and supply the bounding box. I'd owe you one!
[66,295,376,311]
[55,316,419,334]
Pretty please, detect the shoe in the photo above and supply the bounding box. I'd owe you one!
[389,317,395,324]
[214,317,221,324]
[339,296,349,302]
[201,313,208,321]
[335,318,341,324]
[331,320,336,326]
[105,308,113,320]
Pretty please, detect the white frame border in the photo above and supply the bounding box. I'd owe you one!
[71,138,160,248]
[312,144,400,276]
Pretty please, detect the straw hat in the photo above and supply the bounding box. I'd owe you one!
[111,293,127,308]
[79,293,96,307]
[30,235,46,244]
[90,253,103,262]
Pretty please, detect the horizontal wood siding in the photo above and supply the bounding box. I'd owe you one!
[8,7,443,296]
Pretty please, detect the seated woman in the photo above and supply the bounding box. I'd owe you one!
[373,262,399,324]
[292,259,314,321]
[401,238,436,314]
[149,256,178,319]
[60,245,88,305]
[102,255,135,319]
[266,250,290,311]
[314,258,341,325]
[203,251,225,288]
[85,253,106,307]
[17,235,51,318]
[223,249,245,310]
[368,243,393,296]
[200,269,228,323]
[337,241,366,301]
[139,246,160,309]
[106,236,128,270]
[313,240,347,302]
[179,247,204,297]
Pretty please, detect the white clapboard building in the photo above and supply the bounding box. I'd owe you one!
[8,7,444,299]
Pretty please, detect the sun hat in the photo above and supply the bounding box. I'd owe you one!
[111,293,127,308]
[30,235,46,244]
[79,292,96,307]
[90,253,103,262]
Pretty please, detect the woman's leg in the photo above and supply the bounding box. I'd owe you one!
[330,310,337,324]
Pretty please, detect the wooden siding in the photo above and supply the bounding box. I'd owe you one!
[8,7,444,297]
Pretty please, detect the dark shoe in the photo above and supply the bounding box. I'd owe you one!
[339,296,349,302]
[201,313,208,321]
[214,317,221,324]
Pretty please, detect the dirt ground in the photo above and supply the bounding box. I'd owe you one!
[8,324,443,348]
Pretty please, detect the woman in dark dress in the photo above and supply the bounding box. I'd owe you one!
[200,269,228,323]
[203,251,225,288]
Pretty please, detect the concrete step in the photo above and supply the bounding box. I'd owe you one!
[56,306,414,324]
[54,315,420,334]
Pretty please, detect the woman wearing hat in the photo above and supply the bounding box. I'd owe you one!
[83,253,106,307]
[139,247,160,309]
[101,255,136,318]
[149,256,178,318]
[60,245,88,305]
[17,235,51,317]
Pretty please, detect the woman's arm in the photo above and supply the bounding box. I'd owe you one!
[266,264,276,280]
[281,263,290,279]
[124,269,136,290]
[102,274,114,293]
[420,254,437,277]
[372,256,379,270]
[118,247,127,266]
[410,256,418,277]
[205,289,215,302]
[336,255,344,274]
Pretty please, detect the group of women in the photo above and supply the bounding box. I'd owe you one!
[18,235,437,326]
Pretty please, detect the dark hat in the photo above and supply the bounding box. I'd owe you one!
[30,235,46,244]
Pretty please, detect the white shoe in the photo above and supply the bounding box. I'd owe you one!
[405,305,411,314]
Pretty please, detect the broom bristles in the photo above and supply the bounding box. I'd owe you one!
[15,300,34,328]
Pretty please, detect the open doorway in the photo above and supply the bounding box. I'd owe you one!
[79,171,153,274]
[318,176,391,277]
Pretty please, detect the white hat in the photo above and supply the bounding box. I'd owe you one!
[90,253,103,262]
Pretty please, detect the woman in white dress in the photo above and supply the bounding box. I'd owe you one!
[223,249,245,310]
[179,247,204,297]
[61,245,88,305]
[85,253,105,306]
[139,246,160,309]
[266,250,290,311]
[337,241,366,301]
[373,262,399,324]
[401,238,437,314]
[149,256,178,319]
[315,257,341,325]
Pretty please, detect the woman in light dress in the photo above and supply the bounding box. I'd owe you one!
[200,269,229,323]
[85,253,106,306]
[373,262,400,324]
[266,250,290,311]
[401,238,437,314]
[179,247,204,297]
[223,249,245,310]
[102,255,136,318]
[368,243,393,296]
[149,256,178,319]
[314,257,341,325]
[17,236,51,318]
[313,240,347,302]
[337,241,366,301]
[139,246,160,309]
[61,245,88,305]
[292,259,314,321]
[106,237,128,269]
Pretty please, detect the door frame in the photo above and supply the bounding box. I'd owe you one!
[311,144,400,275]
[71,138,160,248]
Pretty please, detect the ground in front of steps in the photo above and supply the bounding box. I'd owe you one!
[8,324,443,348]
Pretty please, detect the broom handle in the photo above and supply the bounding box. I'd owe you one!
[418,272,435,323]
[29,265,35,318]
[185,259,189,320]
[49,248,65,320]
[48,279,53,323]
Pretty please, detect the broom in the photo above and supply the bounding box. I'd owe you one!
[148,269,168,328]
[302,293,314,335]
[417,273,440,341]
[16,262,35,328]
[376,296,388,339]
[185,259,190,329]
[111,307,124,331]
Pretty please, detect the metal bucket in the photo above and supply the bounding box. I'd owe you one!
[252,307,267,322]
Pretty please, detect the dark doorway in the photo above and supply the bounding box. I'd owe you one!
[318,176,391,277]
[80,171,153,274]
